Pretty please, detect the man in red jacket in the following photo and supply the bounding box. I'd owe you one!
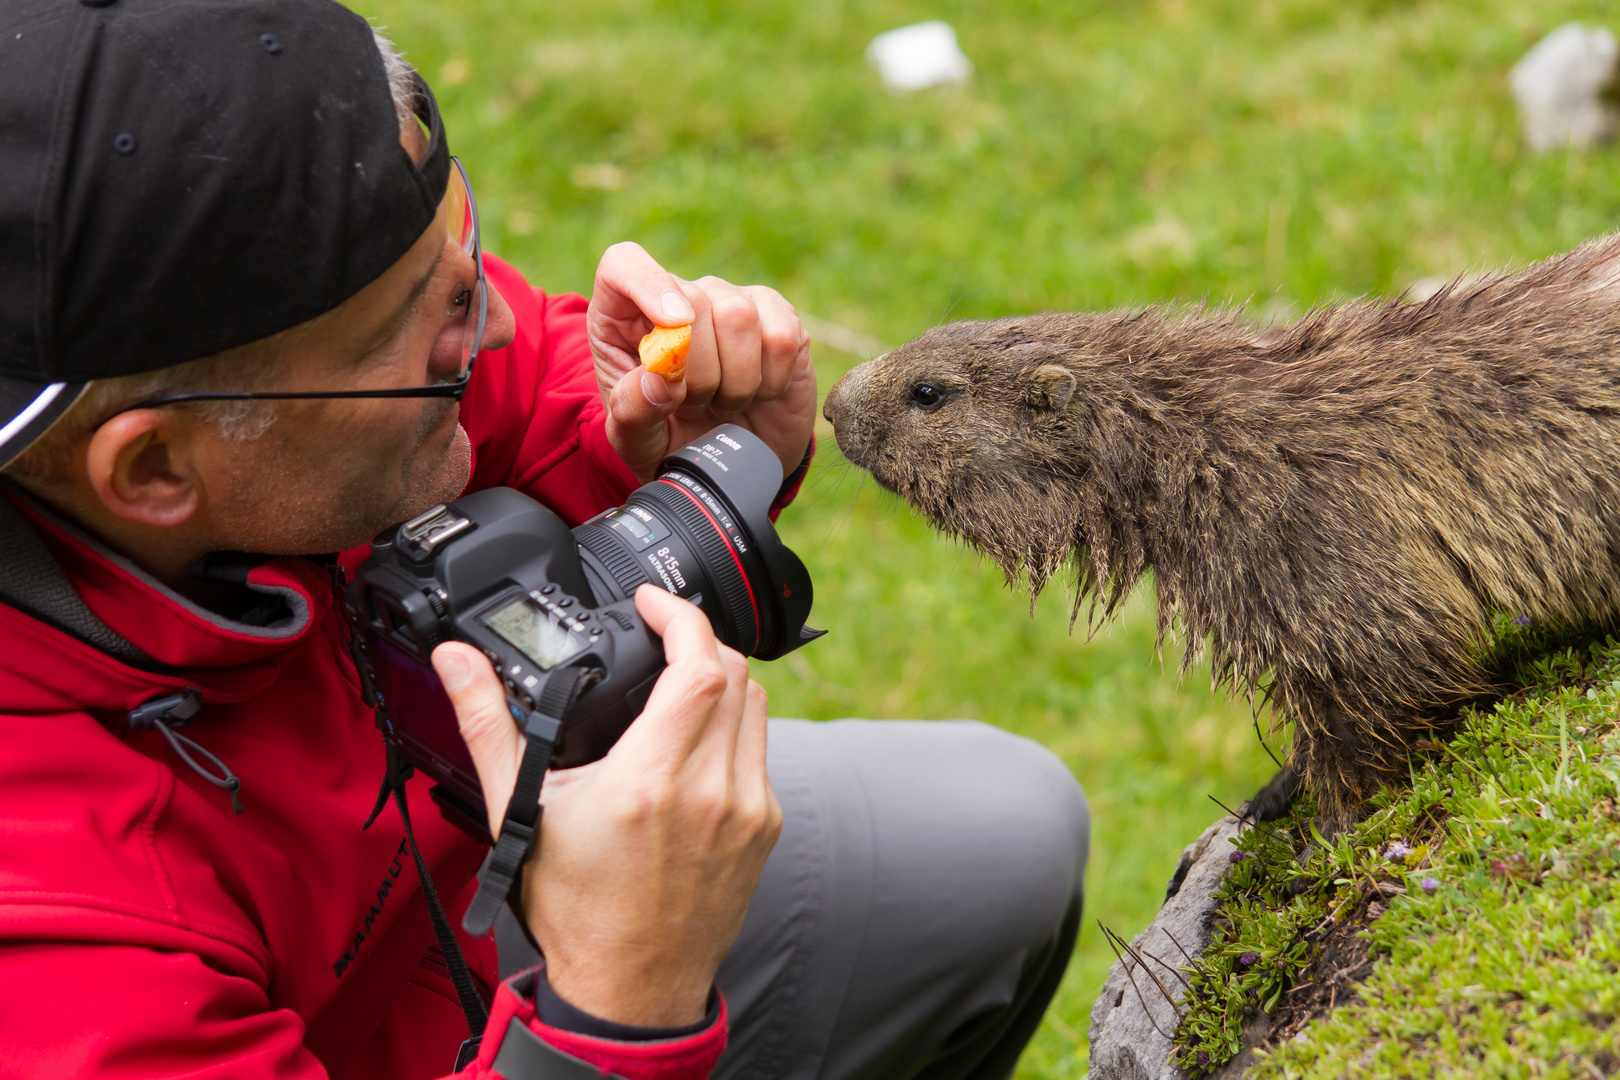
[0,1,1088,1078]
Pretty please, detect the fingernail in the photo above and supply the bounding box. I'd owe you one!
[642,369,672,406]
[661,290,695,323]
[434,649,472,690]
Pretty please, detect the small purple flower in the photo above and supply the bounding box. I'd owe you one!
[1228,850,1248,863]
[1195,1050,1211,1069]
[1421,877,1440,894]
[1385,840,1414,862]
[1238,951,1260,968]
[1512,614,1531,627]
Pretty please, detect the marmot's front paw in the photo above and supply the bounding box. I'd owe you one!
[1241,759,1302,823]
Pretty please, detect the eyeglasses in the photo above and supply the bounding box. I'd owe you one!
[123,156,487,413]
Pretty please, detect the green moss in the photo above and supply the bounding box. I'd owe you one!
[1172,615,1620,1077]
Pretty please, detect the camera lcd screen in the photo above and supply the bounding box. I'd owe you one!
[370,633,478,783]
[483,596,585,671]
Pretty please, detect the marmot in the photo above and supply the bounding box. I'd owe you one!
[823,235,1620,827]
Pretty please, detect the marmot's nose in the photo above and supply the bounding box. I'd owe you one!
[822,377,846,427]
[822,362,873,430]
[821,383,842,426]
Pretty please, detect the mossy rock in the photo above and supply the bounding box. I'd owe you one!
[1121,615,1620,1078]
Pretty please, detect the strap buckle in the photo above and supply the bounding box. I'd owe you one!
[461,665,596,937]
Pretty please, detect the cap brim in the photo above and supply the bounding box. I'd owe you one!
[0,377,88,470]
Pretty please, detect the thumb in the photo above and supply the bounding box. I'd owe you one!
[432,641,522,834]
[592,241,698,328]
[606,365,689,480]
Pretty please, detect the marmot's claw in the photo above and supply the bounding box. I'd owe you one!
[1164,849,1196,902]
[1242,760,1302,822]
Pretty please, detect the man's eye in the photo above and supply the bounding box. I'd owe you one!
[910,383,945,410]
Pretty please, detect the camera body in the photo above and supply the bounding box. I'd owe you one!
[346,424,821,842]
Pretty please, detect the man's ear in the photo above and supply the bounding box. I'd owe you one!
[84,410,204,528]
[1028,364,1076,410]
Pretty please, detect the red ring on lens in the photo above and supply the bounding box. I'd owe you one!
[657,478,760,652]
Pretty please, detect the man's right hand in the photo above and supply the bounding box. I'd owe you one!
[430,585,782,1028]
[586,242,816,484]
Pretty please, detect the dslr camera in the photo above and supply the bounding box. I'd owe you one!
[346,424,823,843]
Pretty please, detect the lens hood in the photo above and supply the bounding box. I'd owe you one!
[654,425,822,659]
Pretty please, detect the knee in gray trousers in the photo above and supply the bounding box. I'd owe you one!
[496,718,1090,1080]
[717,719,1088,1080]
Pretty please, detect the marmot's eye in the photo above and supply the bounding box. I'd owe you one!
[910,383,945,410]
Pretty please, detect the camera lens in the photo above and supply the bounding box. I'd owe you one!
[572,425,821,660]
[581,475,764,649]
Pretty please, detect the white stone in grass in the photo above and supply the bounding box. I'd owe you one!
[1510,23,1620,152]
[866,21,973,93]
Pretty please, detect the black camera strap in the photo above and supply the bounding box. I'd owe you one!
[363,659,592,1073]
[387,760,490,1070]
[462,665,596,939]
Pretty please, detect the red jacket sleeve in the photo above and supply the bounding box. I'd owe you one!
[0,942,725,1080]
[458,256,640,527]
[0,942,326,1078]
[461,971,727,1080]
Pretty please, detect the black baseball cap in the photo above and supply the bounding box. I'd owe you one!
[0,0,451,467]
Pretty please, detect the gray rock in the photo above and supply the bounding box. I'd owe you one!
[1086,815,1244,1080]
[1510,23,1620,152]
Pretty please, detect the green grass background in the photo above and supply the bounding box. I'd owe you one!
[356,1,1620,1073]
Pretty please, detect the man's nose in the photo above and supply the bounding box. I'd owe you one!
[478,273,517,357]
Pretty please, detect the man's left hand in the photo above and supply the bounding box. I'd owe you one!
[587,242,816,482]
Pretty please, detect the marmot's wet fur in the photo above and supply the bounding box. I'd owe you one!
[824,235,1620,828]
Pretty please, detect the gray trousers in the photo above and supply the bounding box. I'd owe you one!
[498,719,1090,1080]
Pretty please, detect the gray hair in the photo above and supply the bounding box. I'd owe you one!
[373,28,423,132]
[5,32,424,485]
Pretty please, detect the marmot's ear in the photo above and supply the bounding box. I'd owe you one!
[1028,365,1076,410]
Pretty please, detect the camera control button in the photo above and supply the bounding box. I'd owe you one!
[557,597,575,609]
[540,585,559,595]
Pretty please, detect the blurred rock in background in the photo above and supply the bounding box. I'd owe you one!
[1511,23,1619,152]
[866,21,973,93]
